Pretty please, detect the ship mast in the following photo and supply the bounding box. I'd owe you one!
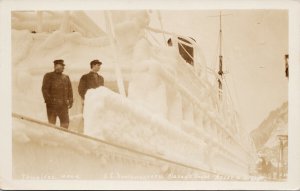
[218,11,224,100]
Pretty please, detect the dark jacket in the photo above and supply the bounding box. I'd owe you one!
[42,71,73,106]
[78,71,104,99]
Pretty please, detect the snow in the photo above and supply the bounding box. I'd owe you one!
[12,11,106,37]
[84,87,206,163]
[11,10,254,179]
[11,28,116,120]
[13,117,232,180]
[12,30,34,66]
[83,86,250,177]
[106,10,150,53]
[251,101,288,149]
[257,102,288,149]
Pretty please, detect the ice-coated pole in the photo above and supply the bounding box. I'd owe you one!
[104,11,126,97]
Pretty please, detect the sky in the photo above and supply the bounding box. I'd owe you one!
[86,10,288,133]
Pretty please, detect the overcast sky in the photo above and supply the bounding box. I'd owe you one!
[86,10,288,133]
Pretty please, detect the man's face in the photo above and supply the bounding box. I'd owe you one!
[54,64,64,73]
[93,64,101,72]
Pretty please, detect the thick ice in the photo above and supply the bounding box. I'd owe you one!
[12,30,33,66]
[111,11,150,52]
[11,11,253,178]
[84,86,209,169]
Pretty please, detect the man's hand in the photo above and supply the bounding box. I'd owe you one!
[67,100,73,109]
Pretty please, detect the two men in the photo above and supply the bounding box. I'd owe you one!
[42,59,104,129]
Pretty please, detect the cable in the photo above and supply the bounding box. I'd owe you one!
[224,77,235,111]
[146,30,162,46]
[157,11,167,46]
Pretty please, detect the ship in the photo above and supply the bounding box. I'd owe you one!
[12,10,256,180]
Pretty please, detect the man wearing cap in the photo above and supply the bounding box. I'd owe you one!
[78,59,104,100]
[42,59,73,129]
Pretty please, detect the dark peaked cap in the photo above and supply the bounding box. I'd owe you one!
[91,59,102,65]
[90,59,102,67]
[53,59,65,66]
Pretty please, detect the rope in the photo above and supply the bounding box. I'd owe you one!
[221,48,242,116]
[146,29,162,46]
[223,77,240,131]
[206,67,223,82]
[157,11,167,46]
[213,31,221,72]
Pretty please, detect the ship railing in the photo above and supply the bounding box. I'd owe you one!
[12,112,249,180]
[145,59,252,166]
[144,26,253,158]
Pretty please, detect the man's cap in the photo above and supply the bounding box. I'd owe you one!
[90,59,102,66]
[53,59,65,66]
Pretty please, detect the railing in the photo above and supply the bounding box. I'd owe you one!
[153,62,251,167]
[12,112,248,180]
[144,26,253,160]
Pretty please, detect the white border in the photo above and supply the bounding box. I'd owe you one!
[1,0,300,190]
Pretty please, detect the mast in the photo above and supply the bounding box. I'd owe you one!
[218,11,224,99]
[208,11,231,101]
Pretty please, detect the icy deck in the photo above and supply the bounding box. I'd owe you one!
[12,114,248,180]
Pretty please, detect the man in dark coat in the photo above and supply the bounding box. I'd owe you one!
[78,59,104,100]
[42,59,73,129]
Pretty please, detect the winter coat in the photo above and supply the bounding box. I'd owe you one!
[78,71,104,99]
[42,71,73,106]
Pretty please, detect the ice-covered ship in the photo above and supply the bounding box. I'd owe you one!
[12,10,256,180]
